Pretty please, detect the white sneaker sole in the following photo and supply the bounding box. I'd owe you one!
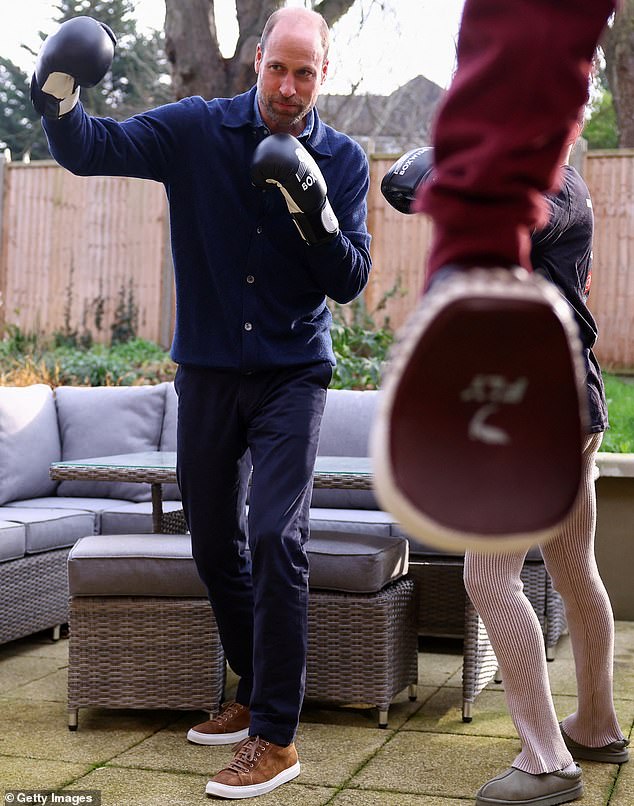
[187,726,249,746]
[205,760,300,798]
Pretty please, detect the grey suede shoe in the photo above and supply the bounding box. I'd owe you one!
[475,766,583,806]
[560,722,630,763]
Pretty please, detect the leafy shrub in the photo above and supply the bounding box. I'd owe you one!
[0,330,176,387]
[330,299,394,390]
[2,321,633,456]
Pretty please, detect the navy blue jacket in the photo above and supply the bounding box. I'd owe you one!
[43,87,372,370]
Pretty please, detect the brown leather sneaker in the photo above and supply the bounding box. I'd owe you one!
[187,701,250,746]
[205,735,300,798]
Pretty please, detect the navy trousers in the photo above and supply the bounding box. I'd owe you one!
[174,361,331,746]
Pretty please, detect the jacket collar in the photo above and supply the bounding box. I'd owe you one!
[221,86,332,157]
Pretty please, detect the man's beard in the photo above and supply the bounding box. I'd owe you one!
[260,92,310,130]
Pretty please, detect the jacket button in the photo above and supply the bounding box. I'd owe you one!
[246,275,255,284]
[244,322,253,331]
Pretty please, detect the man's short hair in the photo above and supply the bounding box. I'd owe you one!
[260,9,330,60]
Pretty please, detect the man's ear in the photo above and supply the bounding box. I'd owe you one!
[254,43,263,74]
[321,58,329,85]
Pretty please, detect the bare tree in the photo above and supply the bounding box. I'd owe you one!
[164,0,359,101]
[602,0,634,146]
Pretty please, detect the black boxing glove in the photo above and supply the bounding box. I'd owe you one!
[381,147,435,214]
[31,16,116,119]
[251,133,339,245]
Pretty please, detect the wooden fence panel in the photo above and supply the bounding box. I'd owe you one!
[585,151,634,371]
[368,152,634,371]
[365,155,432,327]
[0,161,170,345]
[0,152,632,369]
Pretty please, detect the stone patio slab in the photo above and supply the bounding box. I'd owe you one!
[0,633,69,661]
[0,757,91,790]
[0,620,631,804]
[610,753,634,806]
[0,655,65,695]
[111,718,394,789]
[347,731,519,798]
[0,700,179,764]
[8,667,68,702]
[300,685,433,730]
[330,789,467,805]
[68,766,336,806]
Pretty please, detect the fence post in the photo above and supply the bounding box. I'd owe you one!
[0,154,7,331]
[571,135,588,175]
[158,209,175,349]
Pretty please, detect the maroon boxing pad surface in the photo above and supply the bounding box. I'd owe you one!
[371,269,586,553]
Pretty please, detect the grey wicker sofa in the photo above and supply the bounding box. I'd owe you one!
[0,382,182,644]
[0,382,567,718]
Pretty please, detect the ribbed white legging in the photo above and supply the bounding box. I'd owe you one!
[464,432,623,774]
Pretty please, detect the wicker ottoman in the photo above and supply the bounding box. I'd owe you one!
[305,531,418,727]
[66,533,225,730]
[67,531,418,731]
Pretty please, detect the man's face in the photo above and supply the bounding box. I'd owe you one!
[255,21,328,136]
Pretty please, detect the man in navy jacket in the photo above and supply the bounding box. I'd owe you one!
[33,6,371,799]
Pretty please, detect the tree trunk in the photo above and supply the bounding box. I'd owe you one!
[164,0,226,99]
[602,0,634,147]
[228,0,280,96]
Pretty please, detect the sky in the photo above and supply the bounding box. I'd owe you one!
[0,0,465,95]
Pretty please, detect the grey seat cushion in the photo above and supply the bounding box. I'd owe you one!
[68,531,409,598]
[307,531,408,593]
[100,500,185,534]
[6,497,186,540]
[68,534,206,596]
[392,522,544,562]
[5,496,131,535]
[0,507,95,553]
[0,520,27,562]
[309,507,393,537]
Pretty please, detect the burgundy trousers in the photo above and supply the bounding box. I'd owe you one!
[416,0,616,279]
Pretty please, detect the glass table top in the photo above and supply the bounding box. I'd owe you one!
[52,452,372,475]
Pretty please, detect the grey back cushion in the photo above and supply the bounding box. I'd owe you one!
[55,384,166,502]
[313,389,381,509]
[0,384,61,505]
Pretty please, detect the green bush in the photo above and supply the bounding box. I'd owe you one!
[2,320,634,455]
[330,300,394,390]
[0,329,177,387]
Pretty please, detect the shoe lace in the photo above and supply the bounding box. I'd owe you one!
[214,701,242,726]
[226,736,269,774]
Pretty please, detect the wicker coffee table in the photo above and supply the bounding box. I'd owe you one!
[51,452,374,532]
